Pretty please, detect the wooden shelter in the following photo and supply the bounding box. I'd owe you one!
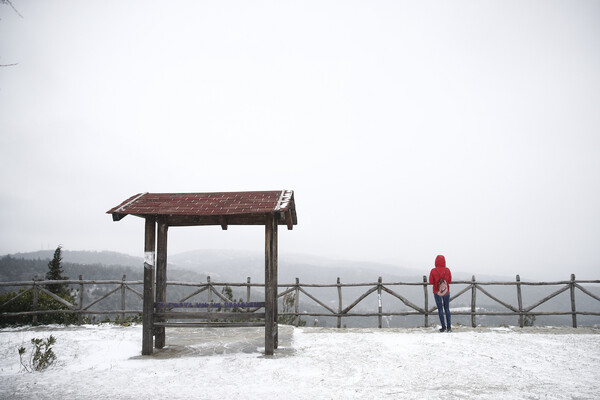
[107,190,297,355]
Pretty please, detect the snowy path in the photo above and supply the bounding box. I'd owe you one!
[1,325,599,399]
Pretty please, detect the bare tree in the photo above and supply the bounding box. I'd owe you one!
[0,0,21,67]
[0,0,22,18]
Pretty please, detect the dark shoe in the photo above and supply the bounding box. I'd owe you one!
[439,327,446,332]
[446,327,452,333]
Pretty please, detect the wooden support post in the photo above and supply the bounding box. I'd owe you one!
[570,274,577,328]
[142,217,156,356]
[337,277,342,328]
[143,262,154,355]
[471,275,477,328]
[423,275,429,328]
[274,215,279,349]
[264,214,276,355]
[78,275,84,325]
[516,275,524,328]
[155,218,168,349]
[377,276,383,329]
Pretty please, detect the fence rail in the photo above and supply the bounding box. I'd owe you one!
[1,274,599,328]
[0,275,144,324]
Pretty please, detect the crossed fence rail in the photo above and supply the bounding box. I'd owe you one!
[0,275,143,324]
[1,274,599,328]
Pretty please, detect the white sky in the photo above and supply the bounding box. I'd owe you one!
[1,1,599,280]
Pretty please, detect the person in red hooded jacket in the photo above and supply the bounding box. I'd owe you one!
[429,255,452,332]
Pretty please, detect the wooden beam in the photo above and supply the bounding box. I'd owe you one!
[154,311,265,320]
[158,213,297,228]
[570,274,577,328]
[142,217,155,356]
[163,214,269,227]
[154,322,265,328]
[285,209,294,230]
[273,213,279,349]
[471,275,477,328]
[112,213,127,222]
[264,214,276,355]
[36,285,76,309]
[155,218,168,349]
[220,216,228,230]
[423,275,429,328]
[517,275,524,328]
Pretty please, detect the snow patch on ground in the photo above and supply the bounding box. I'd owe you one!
[1,324,599,399]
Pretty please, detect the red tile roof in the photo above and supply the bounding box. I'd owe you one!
[107,190,297,227]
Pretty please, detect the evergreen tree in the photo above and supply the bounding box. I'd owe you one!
[45,246,69,297]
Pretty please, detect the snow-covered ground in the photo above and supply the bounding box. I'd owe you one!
[1,324,599,399]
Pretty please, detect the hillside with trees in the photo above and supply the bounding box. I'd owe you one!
[1,249,598,328]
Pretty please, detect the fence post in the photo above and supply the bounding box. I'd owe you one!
[471,275,476,328]
[78,275,84,325]
[246,277,251,312]
[516,274,523,328]
[32,275,38,325]
[207,276,212,312]
[423,275,429,328]
[570,274,577,328]
[337,277,342,328]
[121,274,126,322]
[377,277,382,329]
[295,278,300,327]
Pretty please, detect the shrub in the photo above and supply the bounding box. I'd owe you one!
[19,335,57,372]
[114,313,143,326]
[523,314,536,327]
[0,288,78,326]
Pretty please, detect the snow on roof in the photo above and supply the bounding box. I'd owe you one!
[106,190,297,228]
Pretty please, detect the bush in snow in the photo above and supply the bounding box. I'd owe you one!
[18,335,57,372]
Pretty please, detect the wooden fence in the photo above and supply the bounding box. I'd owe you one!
[1,274,599,328]
[0,275,143,324]
[275,274,600,328]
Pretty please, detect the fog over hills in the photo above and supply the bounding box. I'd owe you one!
[169,249,425,284]
[7,248,541,283]
[9,250,144,268]
[3,249,599,328]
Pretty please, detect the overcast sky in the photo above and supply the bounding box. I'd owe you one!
[1,1,599,280]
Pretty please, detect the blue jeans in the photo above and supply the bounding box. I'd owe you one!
[434,293,451,329]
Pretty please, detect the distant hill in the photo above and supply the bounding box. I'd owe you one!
[1,249,598,328]
[167,249,427,284]
[0,250,194,283]
[167,249,516,283]
[4,248,532,283]
[9,250,143,267]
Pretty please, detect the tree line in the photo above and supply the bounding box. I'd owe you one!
[0,246,78,325]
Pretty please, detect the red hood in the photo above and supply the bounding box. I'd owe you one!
[435,255,446,269]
